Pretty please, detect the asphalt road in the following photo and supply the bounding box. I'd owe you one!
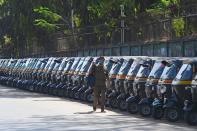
[0,85,196,131]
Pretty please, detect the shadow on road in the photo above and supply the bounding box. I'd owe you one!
[0,85,196,131]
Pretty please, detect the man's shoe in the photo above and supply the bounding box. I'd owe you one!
[101,107,104,112]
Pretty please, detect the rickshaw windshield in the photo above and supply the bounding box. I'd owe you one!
[176,64,192,80]
[136,66,150,77]
[59,60,67,69]
[148,62,165,79]
[70,59,80,71]
[104,59,113,72]
[160,64,176,80]
[109,61,122,75]
[54,62,61,70]
[48,61,56,71]
[75,60,84,71]
[127,61,141,76]
[118,60,131,75]
[81,60,92,72]
[34,61,42,69]
[63,61,73,71]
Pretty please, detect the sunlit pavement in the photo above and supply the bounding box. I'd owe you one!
[0,85,196,131]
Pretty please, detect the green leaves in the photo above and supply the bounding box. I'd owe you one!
[34,19,59,32]
[172,17,185,37]
[33,6,62,32]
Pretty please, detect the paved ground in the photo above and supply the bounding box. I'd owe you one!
[0,85,196,131]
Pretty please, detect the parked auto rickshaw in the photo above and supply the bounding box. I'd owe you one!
[35,57,55,93]
[164,60,197,122]
[114,57,134,111]
[67,57,85,98]
[55,58,74,97]
[28,58,48,91]
[152,59,182,119]
[183,73,197,125]
[107,58,125,108]
[49,57,68,96]
[71,57,94,99]
[38,57,59,93]
[31,58,49,92]
[45,58,63,94]
[126,59,154,114]
[138,59,168,117]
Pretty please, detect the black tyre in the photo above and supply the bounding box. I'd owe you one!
[69,91,74,98]
[152,107,164,119]
[79,92,85,101]
[139,104,152,117]
[85,93,93,103]
[166,108,179,122]
[127,102,138,114]
[118,99,127,111]
[109,98,118,108]
[185,111,197,126]
[74,92,79,99]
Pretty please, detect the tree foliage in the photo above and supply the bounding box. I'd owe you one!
[0,0,190,57]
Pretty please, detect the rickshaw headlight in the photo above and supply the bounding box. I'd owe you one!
[164,97,167,104]
[184,100,189,106]
[185,86,191,90]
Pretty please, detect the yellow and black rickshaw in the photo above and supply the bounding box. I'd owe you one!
[164,59,197,122]
[152,59,182,119]
[183,70,197,125]
[126,58,154,114]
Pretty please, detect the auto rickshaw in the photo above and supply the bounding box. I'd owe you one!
[28,58,48,91]
[164,60,197,122]
[126,58,154,114]
[38,57,59,93]
[183,73,197,125]
[35,57,55,93]
[152,59,182,119]
[49,57,68,96]
[106,57,125,108]
[31,58,49,92]
[55,58,74,97]
[138,59,168,117]
[66,57,85,98]
[46,58,63,94]
[113,57,134,111]
[64,57,81,97]
[71,57,94,99]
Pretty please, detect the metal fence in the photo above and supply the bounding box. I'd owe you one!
[28,38,197,58]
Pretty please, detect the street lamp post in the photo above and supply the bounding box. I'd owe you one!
[120,4,125,44]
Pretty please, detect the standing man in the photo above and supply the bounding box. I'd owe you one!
[92,57,107,112]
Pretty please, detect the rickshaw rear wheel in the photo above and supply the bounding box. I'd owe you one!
[118,99,127,111]
[85,93,93,103]
[139,104,152,117]
[127,102,138,114]
[166,107,179,122]
[109,98,118,108]
[152,107,164,119]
